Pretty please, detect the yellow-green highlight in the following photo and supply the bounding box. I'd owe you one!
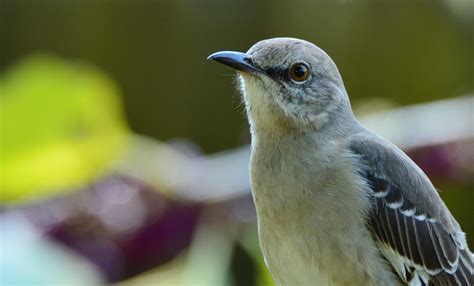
[0,55,130,203]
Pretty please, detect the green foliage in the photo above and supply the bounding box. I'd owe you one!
[0,55,130,203]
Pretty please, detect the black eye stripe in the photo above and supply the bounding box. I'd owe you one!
[264,64,311,85]
[265,67,287,80]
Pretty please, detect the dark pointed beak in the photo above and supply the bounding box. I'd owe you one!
[207,51,263,74]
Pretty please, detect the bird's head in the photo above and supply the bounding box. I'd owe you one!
[209,38,353,134]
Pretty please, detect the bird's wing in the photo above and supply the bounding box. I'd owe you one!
[349,134,473,286]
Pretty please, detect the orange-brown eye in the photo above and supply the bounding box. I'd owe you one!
[289,63,309,82]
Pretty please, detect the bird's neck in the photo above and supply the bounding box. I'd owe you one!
[248,104,360,145]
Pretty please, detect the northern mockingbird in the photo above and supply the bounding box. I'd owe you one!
[208,38,473,285]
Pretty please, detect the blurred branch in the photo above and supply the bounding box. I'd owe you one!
[117,95,474,202]
[360,95,473,149]
[116,136,251,202]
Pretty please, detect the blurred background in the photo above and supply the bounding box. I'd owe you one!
[0,0,473,285]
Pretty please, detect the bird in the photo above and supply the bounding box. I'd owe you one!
[208,38,473,286]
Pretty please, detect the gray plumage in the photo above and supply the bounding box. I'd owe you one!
[208,38,473,286]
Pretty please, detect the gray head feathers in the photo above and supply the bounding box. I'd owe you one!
[240,37,353,134]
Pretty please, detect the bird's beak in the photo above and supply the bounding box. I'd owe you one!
[207,51,263,74]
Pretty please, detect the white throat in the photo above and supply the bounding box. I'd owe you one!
[239,74,333,134]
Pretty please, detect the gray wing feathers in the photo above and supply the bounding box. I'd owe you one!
[349,133,473,285]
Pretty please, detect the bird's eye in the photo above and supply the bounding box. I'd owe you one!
[289,63,310,82]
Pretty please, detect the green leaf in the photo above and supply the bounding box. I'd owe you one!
[0,55,130,203]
